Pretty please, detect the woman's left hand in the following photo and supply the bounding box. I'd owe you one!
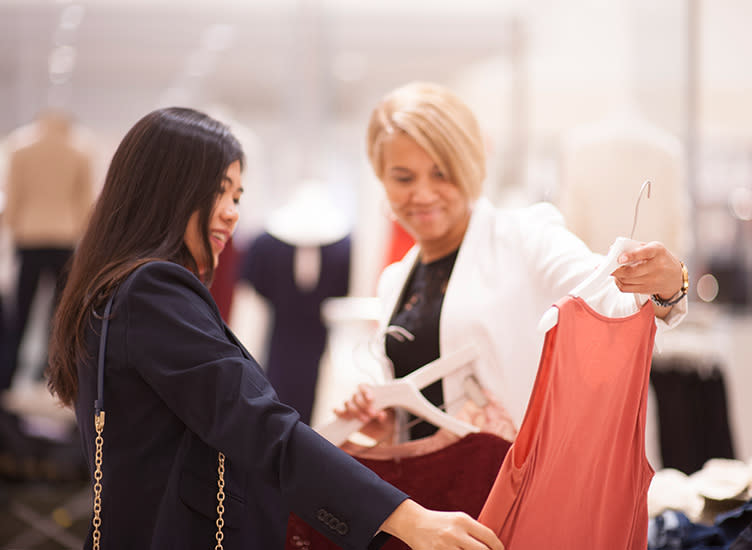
[611,241,684,312]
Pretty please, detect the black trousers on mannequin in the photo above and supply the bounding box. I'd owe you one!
[0,295,5,381]
[2,247,72,390]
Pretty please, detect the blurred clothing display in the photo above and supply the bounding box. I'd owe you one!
[237,182,351,425]
[479,295,657,549]
[0,405,86,483]
[648,501,752,550]
[0,294,5,376]
[558,110,691,258]
[648,509,727,550]
[2,111,94,388]
[706,255,750,310]
[648,457,752,525]
[650,358,735,475]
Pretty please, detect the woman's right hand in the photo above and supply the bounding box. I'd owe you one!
[333,384,395,441]
[380,499,504,550]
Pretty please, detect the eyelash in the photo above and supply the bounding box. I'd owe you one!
[220,186,241,205]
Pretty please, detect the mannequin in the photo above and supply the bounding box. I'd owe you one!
[558,107,691,258]
[3,110,94,389]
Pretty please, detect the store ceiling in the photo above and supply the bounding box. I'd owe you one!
[0,1,526,135]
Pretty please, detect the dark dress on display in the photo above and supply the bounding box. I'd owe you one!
[650,358,735,474]
[239,231,351,425]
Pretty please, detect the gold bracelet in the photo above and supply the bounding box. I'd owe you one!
[650,261,689,307]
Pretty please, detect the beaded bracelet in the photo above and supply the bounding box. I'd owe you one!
[650,261,689,307]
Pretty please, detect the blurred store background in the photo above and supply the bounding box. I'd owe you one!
[0,0,751,547]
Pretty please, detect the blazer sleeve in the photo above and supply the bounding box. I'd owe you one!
[510,202,687,329]
[120,262,407,550]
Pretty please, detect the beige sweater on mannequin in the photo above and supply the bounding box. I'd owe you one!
[558,111,691,259]
[4,111,93,249]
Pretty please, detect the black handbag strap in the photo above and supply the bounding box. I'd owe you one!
[94,292,116,416]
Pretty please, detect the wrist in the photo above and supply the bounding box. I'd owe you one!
[379,499,420,539]
[379,498,415,536]
[651,261,689,307]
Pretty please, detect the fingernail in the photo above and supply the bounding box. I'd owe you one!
[618,254,627,264]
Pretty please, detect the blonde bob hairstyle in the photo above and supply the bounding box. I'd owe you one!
[366,81,486,201]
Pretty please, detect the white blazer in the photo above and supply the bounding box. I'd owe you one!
[376,197,687,428]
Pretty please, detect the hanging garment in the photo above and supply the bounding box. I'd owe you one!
[478,295,657,549]
[239,232,351,425]
[650,359,735,475]
[286,394,515,550]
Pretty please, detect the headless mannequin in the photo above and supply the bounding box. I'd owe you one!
[3,110,94,389]
[558,106,691,258]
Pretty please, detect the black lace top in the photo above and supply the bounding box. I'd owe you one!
[385,248,459,439]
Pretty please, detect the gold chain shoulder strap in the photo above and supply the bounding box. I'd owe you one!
[92,411,105,550]
[92,291,226,549]
[215,452,226,549]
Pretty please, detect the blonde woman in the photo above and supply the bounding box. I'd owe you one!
[336,81,687,441]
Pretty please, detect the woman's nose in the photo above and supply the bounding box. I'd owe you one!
[221,199,239,223]
[412,178,436,201]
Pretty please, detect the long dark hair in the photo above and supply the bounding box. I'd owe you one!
[47,107,244,406]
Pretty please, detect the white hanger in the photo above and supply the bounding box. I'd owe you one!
[315,345,482,446]
[537,181,652,333]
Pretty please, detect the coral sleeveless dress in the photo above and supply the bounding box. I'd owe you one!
[478,295,656,549]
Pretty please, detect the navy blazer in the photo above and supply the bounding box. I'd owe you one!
[75,261,406,549]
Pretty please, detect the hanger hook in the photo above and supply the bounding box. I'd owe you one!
[630,180,652,240]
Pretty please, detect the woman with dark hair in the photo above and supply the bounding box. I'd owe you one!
[47,108,503,550]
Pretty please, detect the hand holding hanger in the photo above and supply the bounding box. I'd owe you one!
[606,180,686,311]
[537,237,643,332]
[610,241,686,301]
[317,346,482,447]
[538,181,687,332]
